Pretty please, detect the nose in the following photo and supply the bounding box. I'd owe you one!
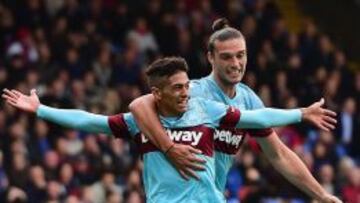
[180,86,189,98]
[230,56,242,68]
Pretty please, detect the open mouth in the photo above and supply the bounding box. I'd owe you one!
[177,99,188,108]
[228,69,242,77]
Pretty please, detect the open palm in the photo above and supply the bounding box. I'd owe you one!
[302,98,337,132]
[2,88,40,113]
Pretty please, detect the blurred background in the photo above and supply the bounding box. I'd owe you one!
[0,0,359,202]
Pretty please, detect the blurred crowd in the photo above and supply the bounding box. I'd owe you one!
[0,0,359,202]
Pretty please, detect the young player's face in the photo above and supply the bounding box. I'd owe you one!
[158,71,190,115]
[208,38,247,86]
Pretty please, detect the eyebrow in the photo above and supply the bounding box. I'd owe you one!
[172,81,190,87]
[219,50,246,56]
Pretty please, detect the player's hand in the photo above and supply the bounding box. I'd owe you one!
[2,88,40,113]
[301,98,337,131]
[166,143,206,180]
[314,194,343,203]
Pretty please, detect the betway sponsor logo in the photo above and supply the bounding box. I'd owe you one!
[214,130,243,148]
[141,130,203,146]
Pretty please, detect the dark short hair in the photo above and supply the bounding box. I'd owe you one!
[146,57,189,88]
[208,18,244,54]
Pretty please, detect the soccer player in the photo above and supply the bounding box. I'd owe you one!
[128,20,343,203]
[3,57,337,202]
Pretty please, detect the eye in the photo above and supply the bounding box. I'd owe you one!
[173,84,183,90]
[221,54,232,60]
[237,52,245,59]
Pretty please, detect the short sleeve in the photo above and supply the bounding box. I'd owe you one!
[108,113,139,139]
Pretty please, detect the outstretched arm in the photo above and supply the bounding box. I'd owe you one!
[2,89,112,134]
[237,99,337,131]
[257,132,342,203]
[129,94,206,180]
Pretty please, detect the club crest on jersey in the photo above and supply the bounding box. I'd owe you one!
[214,129,243,148]
[141,129,203,146]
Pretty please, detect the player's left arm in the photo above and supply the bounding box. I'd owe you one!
[256,133,342,203]
[234,99,337,131]
[202,98,336,131]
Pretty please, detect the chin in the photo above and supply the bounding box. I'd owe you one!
[226,78,241,85]
[231,75,243,84]
[177,106,187,113]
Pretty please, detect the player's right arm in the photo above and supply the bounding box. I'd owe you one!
[2,88,121,135]
[129,94,206,180]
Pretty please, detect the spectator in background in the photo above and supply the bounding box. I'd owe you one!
[318,164,336,195]
[337,97,358,157]
[127,17,158,58]
[0,151,8,194]
[90,171,123,203]
[341,166,360,203]
[26,165,47,203]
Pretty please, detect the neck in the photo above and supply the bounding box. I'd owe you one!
[213,73,237,98]
[156,101,182,117]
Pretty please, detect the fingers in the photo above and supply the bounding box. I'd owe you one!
[321,121,336,130]
[188,146,202,155]
[189,155,206,164]
[30,89,37,96]
[2,94,18,105]
[179,170,190,180]
[312,98,325,108]
[324,116,337,124]
[2,88,19,100]
[3,97,18,107]
[12,89,23,97]
[183,168,200,180]
[323,109,337,117]
[186,161,205,170]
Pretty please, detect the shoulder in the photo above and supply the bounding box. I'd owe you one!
[235,83,265,109]
[190,77,211,98]
[236,83,257,96]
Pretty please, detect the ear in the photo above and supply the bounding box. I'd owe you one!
[207,51,214,65]
[151,87,162,100]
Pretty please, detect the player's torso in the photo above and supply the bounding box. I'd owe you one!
[191,76,256,191]
[135,99,225,203]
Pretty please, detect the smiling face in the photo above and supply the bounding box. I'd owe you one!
[208,38,247,86]
[152,71,190,116]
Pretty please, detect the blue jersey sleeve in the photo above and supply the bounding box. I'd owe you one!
[190,80,206,99]
[240,84,274,137]
[236,108,302,129]
[37,105,112,134]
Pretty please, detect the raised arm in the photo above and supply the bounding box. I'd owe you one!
[237,99,337,131]
[2,89,112,134]
[129,94,206,180]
